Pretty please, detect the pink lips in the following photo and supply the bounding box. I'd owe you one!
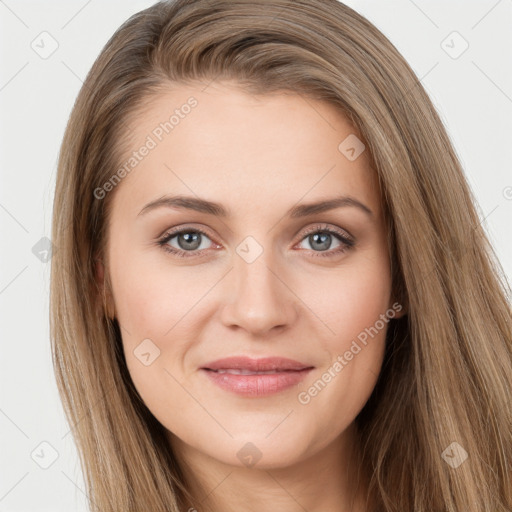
[200,356,314,397]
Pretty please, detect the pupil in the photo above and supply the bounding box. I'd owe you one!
[179,232,201,250]
[175,231,333,252]
[311,232,331,251]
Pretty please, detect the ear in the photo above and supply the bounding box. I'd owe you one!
[94,256,115,320]
[388,299,407,319]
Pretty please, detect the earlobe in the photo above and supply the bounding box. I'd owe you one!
[393,306,407,319]
[388,298,408,319]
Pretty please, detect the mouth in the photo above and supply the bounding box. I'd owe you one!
[204,368,305,375]
[201,356,313,373]
[200,356,314,397]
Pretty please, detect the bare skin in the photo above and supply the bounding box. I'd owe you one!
[97,80,404,512]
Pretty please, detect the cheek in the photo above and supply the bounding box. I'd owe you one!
[291,254,392,421]
[110,246,214,339]
[108,252,217,413]
[111,262,203,428]
[296,254,392,344]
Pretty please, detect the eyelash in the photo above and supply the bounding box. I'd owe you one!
[156,223,355,259]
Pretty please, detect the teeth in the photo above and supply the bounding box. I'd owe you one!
[214,369,283,375]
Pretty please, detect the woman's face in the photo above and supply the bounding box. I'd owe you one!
[100,81,401,469]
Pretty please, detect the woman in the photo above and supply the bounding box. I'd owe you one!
[50,0,512,510]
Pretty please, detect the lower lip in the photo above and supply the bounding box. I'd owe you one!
[201,368,313,397]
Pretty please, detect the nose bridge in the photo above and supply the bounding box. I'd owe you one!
[219,236,297,334]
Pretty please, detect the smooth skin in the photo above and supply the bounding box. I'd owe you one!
[97,81,405,512]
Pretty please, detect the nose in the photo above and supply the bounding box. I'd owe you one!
[219,247,298,336]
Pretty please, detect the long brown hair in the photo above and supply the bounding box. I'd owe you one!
[50,0,512,510]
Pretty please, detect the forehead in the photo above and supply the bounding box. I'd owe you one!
[109,81,381,220]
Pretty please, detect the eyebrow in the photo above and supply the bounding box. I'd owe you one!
[137,194,373,219]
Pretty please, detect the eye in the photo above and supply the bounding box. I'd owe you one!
[294,224,355,258]
[157,226,216,258]
[157,223,355,259]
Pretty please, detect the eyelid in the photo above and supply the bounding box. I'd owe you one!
[158,222,354,244]
[157,222,356,258]
[297,223,354,245]
[159,224,219,246]
[157,223,218,244]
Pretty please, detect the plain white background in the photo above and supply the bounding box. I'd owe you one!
[1,1,511,510]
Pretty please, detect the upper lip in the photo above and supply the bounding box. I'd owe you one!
[201,356,314,372]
